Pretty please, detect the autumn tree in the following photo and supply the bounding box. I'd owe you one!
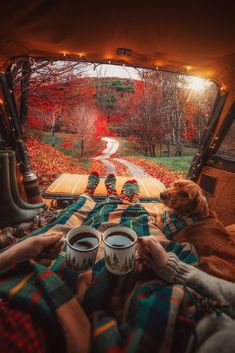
[95,77,134,120]
[11,59,94,133]
[10,58,218,159]
[122,70,163,157]
[66,101,97,155]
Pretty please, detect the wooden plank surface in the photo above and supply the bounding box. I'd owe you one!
[44,174,166,199]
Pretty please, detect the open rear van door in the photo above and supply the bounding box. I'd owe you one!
[190,97,235,225]
[0,72,43,204]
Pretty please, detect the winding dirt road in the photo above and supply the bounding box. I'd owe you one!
[93,137,151,177]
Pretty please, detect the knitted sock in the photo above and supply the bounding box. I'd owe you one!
[105,173,118,197]
[84,171,100,197]
[119,179,140,203]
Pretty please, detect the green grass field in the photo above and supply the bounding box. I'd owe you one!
[116,137,196,172]
[143,155,194,172]
[31,130,104,158]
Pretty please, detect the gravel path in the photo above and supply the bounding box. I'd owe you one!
[113,158,150,177]
[93,137,149,177]
[99,159,117,175]
[93,137,119,175]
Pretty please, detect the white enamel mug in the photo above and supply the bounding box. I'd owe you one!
[103,226,137,275]
[61,226,101,272]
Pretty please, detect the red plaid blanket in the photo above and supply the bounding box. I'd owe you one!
[0,300,47,353]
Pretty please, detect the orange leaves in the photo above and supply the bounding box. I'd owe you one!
[59,142,73,149]
[25,135,106,189]
[93,115,110,138]
[122,157,185,186]
[88,160,105,175]
[25,136,85,189]
[25,135,183,191]
[110,160,129,176]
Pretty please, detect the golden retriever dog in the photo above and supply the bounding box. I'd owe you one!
[160,179,235,283]
[159,179,209,218]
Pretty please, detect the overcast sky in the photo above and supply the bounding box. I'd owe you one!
[81,63,140,79]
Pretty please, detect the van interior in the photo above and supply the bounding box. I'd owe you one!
[0,1,234,352]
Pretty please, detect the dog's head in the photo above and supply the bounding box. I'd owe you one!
[160,179,209,217]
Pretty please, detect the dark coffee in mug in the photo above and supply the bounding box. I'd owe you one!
[65,226,101,273]
[70,233,99,250]
[103,226,137,275]
[105,232,133,248]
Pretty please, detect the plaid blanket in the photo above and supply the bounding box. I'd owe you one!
[0,300,47,353]
[0,195,200,249]
[83,242,212,353]
[29,196,199,241]
[0,258,79,353]
[0,209,59,249]
[0,195,214,353]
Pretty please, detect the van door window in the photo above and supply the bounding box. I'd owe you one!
[216,116,235,160]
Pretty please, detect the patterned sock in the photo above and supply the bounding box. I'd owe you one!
[84,171,100,197]
[119,179,140,203]
[105,173,117,196]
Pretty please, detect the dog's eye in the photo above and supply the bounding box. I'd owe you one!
[179,191,189,198]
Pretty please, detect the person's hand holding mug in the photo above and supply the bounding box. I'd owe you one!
[137,236,169,273]
[16,232,64,261]
[0,232,64,272]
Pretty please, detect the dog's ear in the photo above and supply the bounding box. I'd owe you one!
[191,193,209,217]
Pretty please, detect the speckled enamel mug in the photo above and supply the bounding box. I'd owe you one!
[103,226,137,275]
[60,226,101,272]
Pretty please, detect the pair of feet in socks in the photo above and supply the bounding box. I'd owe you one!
[84,172,140,203]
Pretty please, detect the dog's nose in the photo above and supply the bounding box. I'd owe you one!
[160,192,168,200]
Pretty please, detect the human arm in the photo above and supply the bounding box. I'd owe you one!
[138,236,235,318]
[0,232,63,272]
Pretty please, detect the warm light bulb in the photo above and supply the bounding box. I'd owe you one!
[61,51,69,57]
[187,76,207,91]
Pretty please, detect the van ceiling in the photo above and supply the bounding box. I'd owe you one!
[0,1,235,91]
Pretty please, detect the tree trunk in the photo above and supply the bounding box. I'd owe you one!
[175,143,183,156]
[167,143,170,157]
[174,109,182,156]
[52,127,55,147]
[150,145,156,157]
[80,139,85,156]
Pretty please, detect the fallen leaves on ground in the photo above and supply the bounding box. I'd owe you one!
[88,160,105,175]
[110,159,129,176]
[26,136,106,189]
[26,136,86,189]
[122,157,185,185]
[25,136,185,190]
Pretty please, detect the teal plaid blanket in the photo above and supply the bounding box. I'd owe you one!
[0,258,78,353]
[0,196,213,353]
[1,196,200,244]
[83,242,205,353]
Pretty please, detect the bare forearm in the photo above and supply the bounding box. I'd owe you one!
[0,245,23,272]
